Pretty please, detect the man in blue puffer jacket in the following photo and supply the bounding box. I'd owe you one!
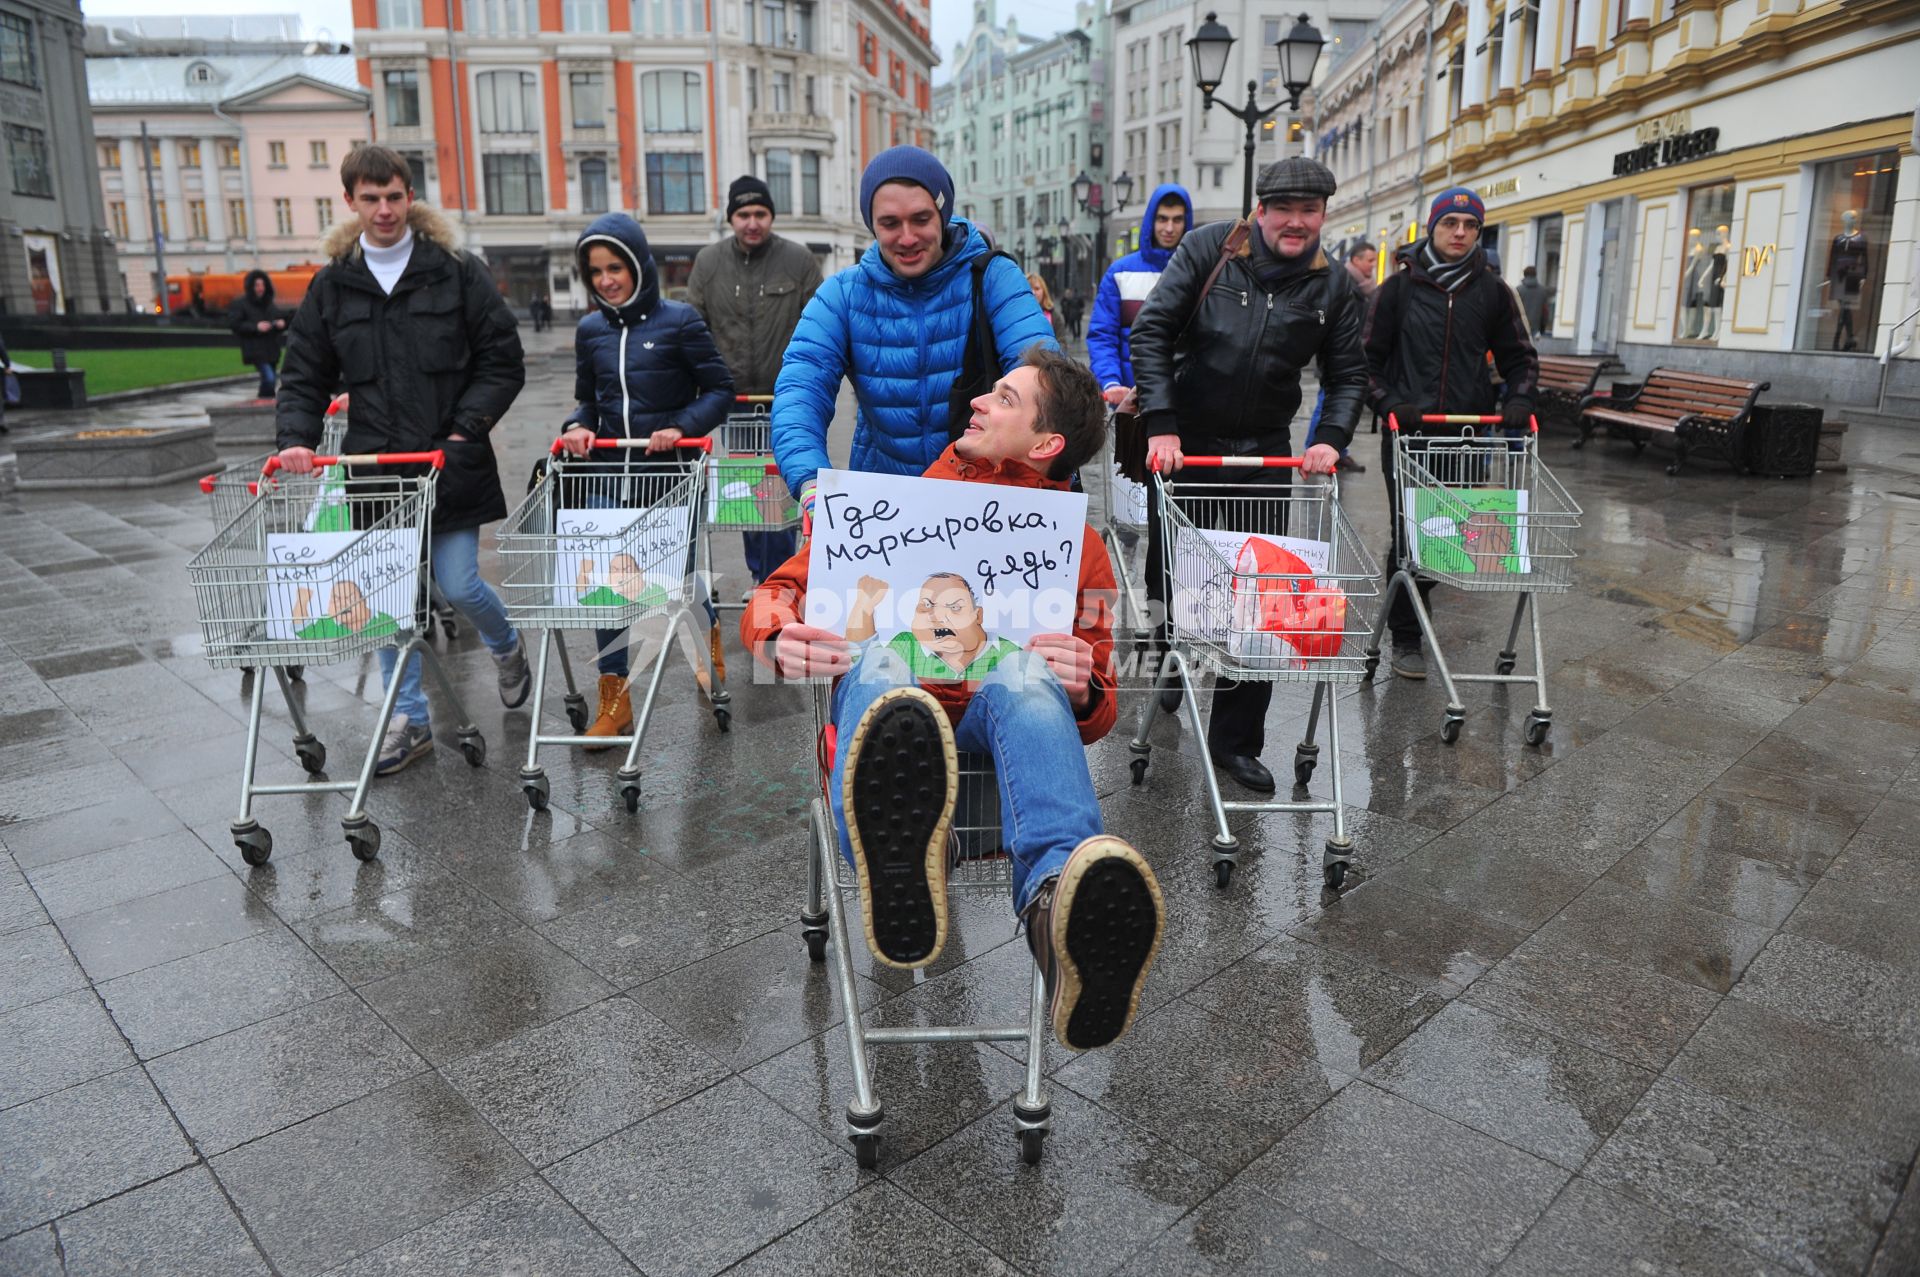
[771,146,1057,513]
[1085,183,1192,403]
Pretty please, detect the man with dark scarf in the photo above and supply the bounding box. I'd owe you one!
[1363,186,1539,680]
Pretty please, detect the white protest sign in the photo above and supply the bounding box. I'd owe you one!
[554,505,692,613]
[804,469,1088,673]
[265,529,420,642]
[1110,465,1148,526]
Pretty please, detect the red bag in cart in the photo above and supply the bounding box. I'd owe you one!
[1234,537,1348,661]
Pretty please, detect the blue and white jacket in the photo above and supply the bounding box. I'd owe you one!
[1085,183,1193,391]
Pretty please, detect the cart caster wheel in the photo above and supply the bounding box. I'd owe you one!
[461,737,486,767]
[524,778,550,811]
[802,928,829,963]
[235,828,272,867]
[1362,656,1380,681]
[565,700,589,733]
[1495,658,1516,676]
[1017,1128,1046,1166]
[346,824,381,862]
[287,665,306,683]
[1293,758,1316,788]
[295,740,327,774]
[852,1132,881,1170]
[1214,860,1234,890]
[1324,861,1348,891]
[1129,758,1148,786]
[714,707,731,733]
[1440,717,1463,745]
[621,784,641,814]
[1524,716,1551,746]
[439,614,460,641]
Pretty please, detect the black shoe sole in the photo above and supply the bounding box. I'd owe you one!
[1052,839,1164,1051]
[844,688,956,969]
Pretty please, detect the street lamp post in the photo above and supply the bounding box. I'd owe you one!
[1072,169,1134,295]
[1187,11,1326,217]
[1057,216,1075,298]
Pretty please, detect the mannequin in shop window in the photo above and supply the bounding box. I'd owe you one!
[1829,209,1869,352]
[1681,231,1710,340]
[1705,226,1729,340]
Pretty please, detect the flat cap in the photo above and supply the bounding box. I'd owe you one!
[1256,156,1338,202]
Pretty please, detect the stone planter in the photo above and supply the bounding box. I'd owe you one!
[13,424,218,490]
[206,399,278,446]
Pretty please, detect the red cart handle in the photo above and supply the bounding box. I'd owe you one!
[325,393,349,417]
[1176,456,1306,469]
[198,473,263,497]
[733,394,774,404]
[1387,412,1538,434]
[261,450,445,478]
[547,436,716,457]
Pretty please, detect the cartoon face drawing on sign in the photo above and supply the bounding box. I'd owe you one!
[292,578,401,641]
[576,551,668,610]
[846,571,1021,682]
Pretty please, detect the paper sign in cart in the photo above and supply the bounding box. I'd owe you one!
[1170,527,1331,641]
[1405,488,1532,574]
[554,506,692,612]
[264,529,420,641]
[707,457,798,527]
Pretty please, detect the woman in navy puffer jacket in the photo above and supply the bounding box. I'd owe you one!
[560,213,731,746]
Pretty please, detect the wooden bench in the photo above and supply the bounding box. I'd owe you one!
[1574,367,1769,475]
[1535,355,1621,423]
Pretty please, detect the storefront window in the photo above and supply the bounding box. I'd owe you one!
[1796,150,1897,354]
[1533,213,1563,304]
[1675,182,1734,345]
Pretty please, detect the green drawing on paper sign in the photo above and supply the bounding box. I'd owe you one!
[292,581,400,640]
[576,553,668,611]
[709,457,797,526]
[1407,488,1531,574]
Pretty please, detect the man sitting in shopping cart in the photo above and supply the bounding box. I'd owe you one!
[742,347,1167,1053]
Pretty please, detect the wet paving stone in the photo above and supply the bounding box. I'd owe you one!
[324,1177,636,1277]
[1495,1176,1797,1277]
[1115,1177,1414,1276]
[99,924,347,1059]
[0,987,135,1112]
[0,1066,195,1233]
[52,1165,271,1276]
[724,1180,1018,1277]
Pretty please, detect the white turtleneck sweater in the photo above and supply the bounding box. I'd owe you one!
[360,226,415,295]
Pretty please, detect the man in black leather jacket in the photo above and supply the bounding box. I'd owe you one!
[1128,156,1367,795]
[1364,186,1539,680]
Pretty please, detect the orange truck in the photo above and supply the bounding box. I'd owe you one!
[156,265,322,316]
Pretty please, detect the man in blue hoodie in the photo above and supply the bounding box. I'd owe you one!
[772,146,1058,514]
[1085,184,1192,406]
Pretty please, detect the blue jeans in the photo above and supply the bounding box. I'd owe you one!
[827,644,1102,917]
[378,526,518,726]
[1303,387,1353,461]
[255,362,278,398]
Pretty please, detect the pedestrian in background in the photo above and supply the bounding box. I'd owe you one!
[1061,286,1085,340]
[228,270,287,401]
[1086,183,1192,409]
[686,175,822,587]
[1028,271,1070,346]
[1516,266,1550,336]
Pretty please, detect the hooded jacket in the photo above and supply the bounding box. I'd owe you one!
[740,442,1120,744]
[228,269,286,365]
[770,216,1057,498]
[564,214,733,452]
[1363,238,1539,422]
[276,202,524,534]
[1085,183,1193,390]
[1129,220,1370,454]
[685,230,822,396]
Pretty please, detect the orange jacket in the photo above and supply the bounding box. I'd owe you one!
[741,444,1120,744]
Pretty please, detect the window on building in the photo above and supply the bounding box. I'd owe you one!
[6,123,50,197]
[108,201,128,239]
[644,151,705,213]
[274,198,294,235]
[144,139,162,167]
[227,199,248,238]
[800,150,820,215]
[99,140,120,168]
[188,199,208,238]
[155,200,170,237]
[570,72,606,126]
[747,66,758,110]
[376,0,424,28]
[803,74,816,116]
[1487,19,1505,92]
[1674,182,1735,345]
[0,11,36,87]
[580,157,609,212]
[632,0,706,35]
[564,0,607,30]
[1797,150,1899,354]
[397,149,431,190]
[770,69,792,114]
[218,138,241,168]
[765,148,792,211]
[1519,0,1542,77]
[268,140,287,166]
[315,199,333,231]
[466,0,536,37]
[476,70,540,133]
[482,152,543,214]
[1445,45,1464,118]
[310,139,328,166]
[758,0,786,45]
[795,1,815,51]
[384,69,420,127]
[642,70,701,132]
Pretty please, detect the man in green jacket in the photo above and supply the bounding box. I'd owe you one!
[686,175,823,585]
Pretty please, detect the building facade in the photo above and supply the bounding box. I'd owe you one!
[1324,0,1919,419]
[354,0,934,310]
[1316,0,1431,263]
[931,1,1104,297]
[86,17,367,312]
[0,0,120,316]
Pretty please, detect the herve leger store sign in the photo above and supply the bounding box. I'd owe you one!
[1612,109,1721,177]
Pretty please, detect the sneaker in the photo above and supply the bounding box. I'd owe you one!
[1024,836,1165,1051]
[494,636,532,708]
[1391,643,1428,680]
[374,713,433,776]
[844,686,958,969]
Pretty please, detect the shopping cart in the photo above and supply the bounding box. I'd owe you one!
[1364,414,1581,746]
[704,395,800,613]
[1093,427,1153,634]
[1126,457,1379,890]
[186,450,485,866]
[498,437,725,814]
[798,683,1051,1169]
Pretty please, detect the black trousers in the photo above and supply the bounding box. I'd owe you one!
[1146,458,1293,758]
[1381,428,1436,645]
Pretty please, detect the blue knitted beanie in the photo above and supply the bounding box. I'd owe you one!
[858,146,955,232]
